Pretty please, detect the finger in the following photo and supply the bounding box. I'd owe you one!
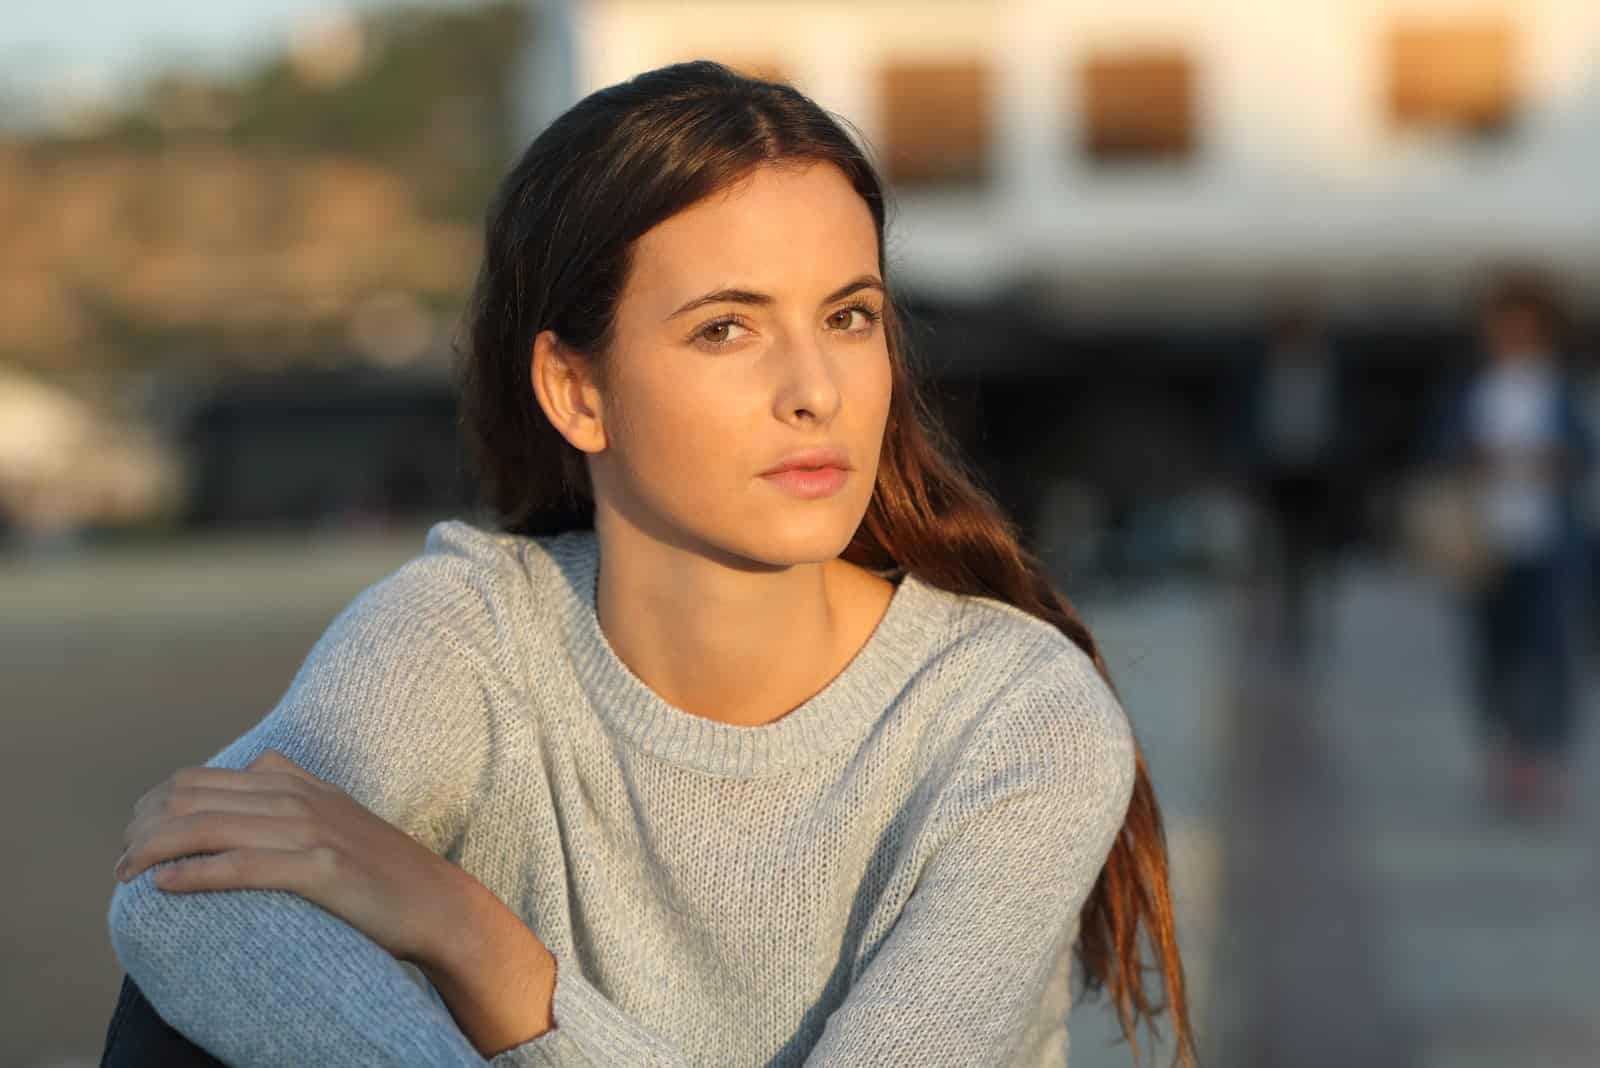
[249,749,327,787]
[125,779,179,850]
[142,766,312,802]
[122,785,312,855]
[151,847,325,894]
[123,771,314,850]
[119,811,320,882]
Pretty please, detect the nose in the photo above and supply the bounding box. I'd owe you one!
[772,333,842,426]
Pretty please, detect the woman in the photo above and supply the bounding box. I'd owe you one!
[104,62,1196,1067]
[1424,271,1594,821]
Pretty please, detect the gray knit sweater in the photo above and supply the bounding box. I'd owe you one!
[106,520,1137,1067]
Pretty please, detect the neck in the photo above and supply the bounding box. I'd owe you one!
[588,504,889,727]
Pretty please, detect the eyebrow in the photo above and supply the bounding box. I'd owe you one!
[665,274,885,320]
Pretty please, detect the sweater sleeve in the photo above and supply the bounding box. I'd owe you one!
[485,641,1138,1067]
[105,524,517,1067]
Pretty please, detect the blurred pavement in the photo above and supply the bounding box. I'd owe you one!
[1324,561,1600,1068]
[1065,580,1232,1068]
[1215,558,1600,1068]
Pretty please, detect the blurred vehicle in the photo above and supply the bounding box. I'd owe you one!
[169,365,476,531]
[0,367,184,546]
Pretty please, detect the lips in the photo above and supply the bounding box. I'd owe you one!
[759,447,851,476]
[760,465,849,499]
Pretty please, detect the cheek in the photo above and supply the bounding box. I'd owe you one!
[608,364,755,499]
[850,347,894,452]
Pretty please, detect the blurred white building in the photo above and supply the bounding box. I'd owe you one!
[538,0,1600,325]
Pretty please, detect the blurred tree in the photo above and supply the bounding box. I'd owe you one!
[0,2,532,378]
[105,2,527,220]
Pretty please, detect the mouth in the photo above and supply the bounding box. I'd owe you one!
[759,462,850,499]
[758,448,851,477]
[762,461,850,475]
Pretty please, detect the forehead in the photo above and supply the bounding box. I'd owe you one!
[626,162,880,307]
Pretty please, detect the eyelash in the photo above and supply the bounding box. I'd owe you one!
[693,301,883,348]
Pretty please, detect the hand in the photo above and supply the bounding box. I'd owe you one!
[113,749,461,966]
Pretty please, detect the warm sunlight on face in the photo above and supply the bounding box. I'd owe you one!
[588,161,892,567]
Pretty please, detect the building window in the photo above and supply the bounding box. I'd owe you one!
[1080,50,1196,163]
[878,59,991,187]
[1388,20,1516,136]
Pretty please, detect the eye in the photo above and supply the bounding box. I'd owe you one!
[695,316,752,347]
[827,302,883,334]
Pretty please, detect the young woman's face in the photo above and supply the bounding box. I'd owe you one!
[590,161,892,567]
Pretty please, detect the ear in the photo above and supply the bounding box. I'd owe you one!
[531,328,608,454]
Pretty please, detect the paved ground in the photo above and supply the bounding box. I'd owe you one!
[1063,580,1231,1068]
[1323,561,1599,1068]
[1213,557,1600,1068]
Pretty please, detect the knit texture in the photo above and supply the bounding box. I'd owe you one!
[107,519,1137,1066]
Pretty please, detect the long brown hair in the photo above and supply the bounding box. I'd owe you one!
[457,60,1197,1068]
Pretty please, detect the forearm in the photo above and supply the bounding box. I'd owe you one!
[412,870,690,1068]
[108,867,489,1067]
[417,865,558,1057]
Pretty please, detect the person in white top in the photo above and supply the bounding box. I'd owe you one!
[1429,272,1595,821]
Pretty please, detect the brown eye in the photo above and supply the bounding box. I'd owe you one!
[827,305,881,333]
[696,318,749,346]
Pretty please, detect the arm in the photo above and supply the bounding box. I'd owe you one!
[449,643,1137,1068]
[1560,377,1597,484]
[106,529,518,1067]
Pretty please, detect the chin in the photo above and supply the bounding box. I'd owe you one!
[725,503,867,568]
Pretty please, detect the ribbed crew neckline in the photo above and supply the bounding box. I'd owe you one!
[538,528,948,777]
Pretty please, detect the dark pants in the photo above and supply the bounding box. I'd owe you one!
[1259,464,1339,654]
[1589,532,1600,647]
[1469,550,1581,757]
[100,973,225,1067]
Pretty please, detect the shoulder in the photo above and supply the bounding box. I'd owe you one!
[330,519,572,669]
[406,518,594,605]
[417,517,536,582]
[982,622,1135,805]
[405,519,606,656]
[362,519,530,626]
[921,585,1136,802]
[941,587,1111,700]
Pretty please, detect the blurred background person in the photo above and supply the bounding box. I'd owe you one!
[1231,289,1352,666]
[1424,270,1595,821]
[1577,344,1600,654]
